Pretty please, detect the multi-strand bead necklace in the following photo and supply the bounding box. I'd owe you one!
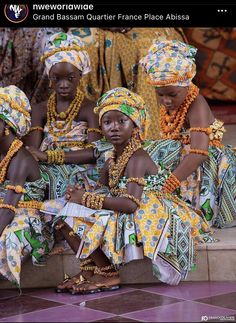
[0,138,23,184]
[47,88,84,137]
[160,83,199,140]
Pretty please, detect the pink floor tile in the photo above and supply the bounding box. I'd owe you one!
[26,286,134,305]
[142,281,236,300]
[1,305,114,322]
[123,300,236,322]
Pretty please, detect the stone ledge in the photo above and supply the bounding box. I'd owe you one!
[1,228,235,289]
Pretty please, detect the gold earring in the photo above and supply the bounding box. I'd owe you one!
[4,127,10,136]
[49,80,52,88]
[132,128,139,137]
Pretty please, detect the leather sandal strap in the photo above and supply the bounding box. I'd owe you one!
[80,258,93,266]
[94,265,118,277]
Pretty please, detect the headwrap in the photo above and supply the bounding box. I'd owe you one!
[40,32,91,76]
[139,39,197,87]
[94,87,150,141]
[0,85,31,137]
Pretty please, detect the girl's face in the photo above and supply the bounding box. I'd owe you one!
[49,62,82,99]
[101,110,135,147]
[156,86,188,111]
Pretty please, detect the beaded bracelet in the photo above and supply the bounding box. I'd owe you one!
[87,128,102,135]
[28,126,44,133]
[189,148,209,156]
[86,193,93,208]
[122,194,140,207]
[0,198,42,209]
[81,192,105,209]
[47,150,65,164]
[127,177,146,186]
[0,203,17,213]
[90,193,97,209]
[81,192,91,206]
[95,194,105,209]
[5,185,26,194]
[19,201,42,209]
[84,143,96,149]
[189,127,212,135]
[162,173,180,194]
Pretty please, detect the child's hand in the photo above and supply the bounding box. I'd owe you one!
[65,185,85,204]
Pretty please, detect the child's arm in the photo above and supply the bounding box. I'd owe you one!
[172,95,211,182]
[23,101,47,148]
[0,160,28,236]
[80,100,102,142]
[68,151,147,214]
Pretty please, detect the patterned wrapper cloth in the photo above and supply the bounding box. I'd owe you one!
[139,39,197,87]
[0,85,31,137]
[41,31,91,76]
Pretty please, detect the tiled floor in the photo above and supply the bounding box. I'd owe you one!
[0,282,236,322]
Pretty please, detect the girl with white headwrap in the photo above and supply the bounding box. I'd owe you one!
[0,85,53,287]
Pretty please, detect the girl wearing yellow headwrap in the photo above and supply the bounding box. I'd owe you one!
[41,87,211,294]
[140,39,236,229]
[0,86,53,287]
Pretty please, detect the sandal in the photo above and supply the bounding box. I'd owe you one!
[55,258,96,293]
[70,264,120,295]
[55,273,73,293]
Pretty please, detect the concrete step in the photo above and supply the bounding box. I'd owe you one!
[1,228,236,289]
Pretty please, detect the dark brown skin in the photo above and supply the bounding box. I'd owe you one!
[0,120,41,236]
[54,110,158,293]
[100,28,132,33]
[66,110,158,214]
[156,85,215,181]
[24,62,101,164]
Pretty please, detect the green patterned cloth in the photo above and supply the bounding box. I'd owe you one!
[95,137,236,228]
[144,139,236,228]
[0,173,54,286]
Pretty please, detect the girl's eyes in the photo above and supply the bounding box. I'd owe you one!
[158,93,177,97]
[103,120,110,125]
[50,77,58,82]
[50,76,76,82]
[103,119,126,125]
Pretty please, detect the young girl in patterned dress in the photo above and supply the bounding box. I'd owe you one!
[24,32,102,199]
[0,86,52,287]
[139,39,236,229]
[41,87,211,294]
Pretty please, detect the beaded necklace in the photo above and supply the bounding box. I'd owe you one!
[47,88,84,138]
[108,135,142,189]
[0,138,23,184]
[160,83,199,140]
